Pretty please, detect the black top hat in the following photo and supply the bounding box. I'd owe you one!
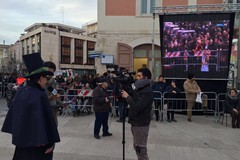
[22,53,53,78]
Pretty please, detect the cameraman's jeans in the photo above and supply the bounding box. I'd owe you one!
[131,125,149,160]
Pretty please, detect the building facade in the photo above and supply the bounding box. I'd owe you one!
[96,0,239,78]
[20,23,97,75]
[82,20,98,38]
[0,44,10,73]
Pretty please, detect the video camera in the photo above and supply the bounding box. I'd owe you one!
[106,64,135,97]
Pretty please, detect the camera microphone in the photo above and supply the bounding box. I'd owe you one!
[47,86,58,96]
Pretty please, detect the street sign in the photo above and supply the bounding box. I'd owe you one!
[101,55,114,64]
[88,53,100,58]
[88,51,101,58]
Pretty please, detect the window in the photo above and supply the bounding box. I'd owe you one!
[75,39,84,64]
[61,36,71,64]
[37,34,41,53]
[32,37,35,53]
[228,0,233,3]
[87,41,95,65]
[141,0,155,14]
[22,41,25,55]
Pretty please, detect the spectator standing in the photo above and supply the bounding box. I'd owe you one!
[92,78,112,139]
[165,80,180,122]
[183,73,208,122]
[152,75,167,121]
[122,68,154,160]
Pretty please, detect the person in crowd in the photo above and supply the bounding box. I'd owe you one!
[66,76,74,89]
[152,75,167,121]
[56,75,65,84]
[225,88,240,128]
[122,68,154,160]
[74,73,81,87]
[183,48,189,72]
[1,53,60,160]
[201,50,210,72]
[92,78,112,139]
[67,83,78,116]
[165,80,180,122]
[43,61,64,126]
[79,83,92,114]
[183,73,208,122]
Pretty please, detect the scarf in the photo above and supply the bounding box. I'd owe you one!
[134,79,151,90]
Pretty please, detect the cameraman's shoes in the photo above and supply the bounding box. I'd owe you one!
[102,132,112,137]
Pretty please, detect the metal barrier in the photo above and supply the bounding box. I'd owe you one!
[152,91,162,120]
[217,93,228,125]
[0,82,9,98]
[59,89,118,117]
[0,82,3,98]
[52,89,230,123]
[162,91,218,121]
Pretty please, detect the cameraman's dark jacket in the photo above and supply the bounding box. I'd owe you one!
[126,79,154,126]
[93,86,111,112]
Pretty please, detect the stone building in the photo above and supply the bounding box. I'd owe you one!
[20,23,97,75]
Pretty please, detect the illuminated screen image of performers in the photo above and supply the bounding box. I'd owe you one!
[160,13,235,79]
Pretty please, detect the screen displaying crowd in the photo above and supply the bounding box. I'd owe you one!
[160,13,235,79]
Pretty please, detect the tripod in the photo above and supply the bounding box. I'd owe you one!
[118,98,127,160]
[122,104,126,160]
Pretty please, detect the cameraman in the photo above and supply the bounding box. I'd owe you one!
[121,68,154,160]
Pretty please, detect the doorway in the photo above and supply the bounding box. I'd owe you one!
[134,58,148,74]
[133,44,161,78]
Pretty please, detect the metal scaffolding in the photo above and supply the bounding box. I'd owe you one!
[153,3,240,15]
[151,3,240,89]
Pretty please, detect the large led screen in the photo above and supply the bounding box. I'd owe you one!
[160,13,235,79]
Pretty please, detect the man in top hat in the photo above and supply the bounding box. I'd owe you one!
[1,53,60,160]
[92,77,112,139]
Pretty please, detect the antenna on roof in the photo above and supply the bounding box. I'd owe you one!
[61,6,64,24]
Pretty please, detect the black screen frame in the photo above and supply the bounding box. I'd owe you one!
[159,13,235,80]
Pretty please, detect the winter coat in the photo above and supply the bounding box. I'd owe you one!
[127,84,154,126]
[92,86,111,112]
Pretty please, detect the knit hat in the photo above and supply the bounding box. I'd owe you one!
[187,73,195,79]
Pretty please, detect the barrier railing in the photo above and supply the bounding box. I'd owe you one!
[159,91,218,121]
[0,82,3,98]
[217,93,227,124]
[0,82,9,98]
[59,89,118,117]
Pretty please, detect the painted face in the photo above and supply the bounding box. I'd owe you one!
[38,75,48,88]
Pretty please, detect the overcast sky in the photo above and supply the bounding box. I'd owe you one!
[0,0,97,45]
